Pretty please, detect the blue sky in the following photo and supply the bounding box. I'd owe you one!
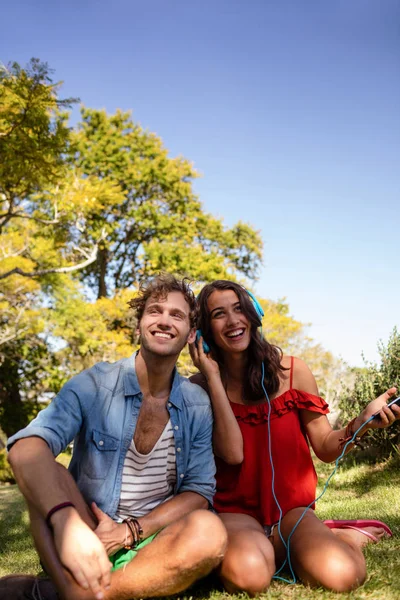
[2,0,399,366]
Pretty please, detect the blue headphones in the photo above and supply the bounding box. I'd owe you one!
[196,289,264,353]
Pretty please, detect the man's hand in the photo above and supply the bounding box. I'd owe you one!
[51,507,112,600]
[92,502,128,556]
[358,387,400,431]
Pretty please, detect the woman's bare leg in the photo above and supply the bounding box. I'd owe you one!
[218,513,275,596]
[272,508,367,592]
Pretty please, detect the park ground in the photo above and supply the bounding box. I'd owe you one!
[1,457,400,600]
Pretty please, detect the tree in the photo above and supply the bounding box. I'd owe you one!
[0,60,121,285]
[0,59,74,233]
[0,173,124,436]
[49,286,138,380]
[0,62,263,437]
[0,60,122,434]
[259,297,304,350]
[72,108,263,298]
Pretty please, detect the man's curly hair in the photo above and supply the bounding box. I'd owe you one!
[128,273,197,328]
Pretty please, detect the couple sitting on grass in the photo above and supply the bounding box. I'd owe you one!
[1,274,399,600]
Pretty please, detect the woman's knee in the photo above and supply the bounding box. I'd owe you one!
[301,546,366,592]
[221,540,275,595]
[323,550,366,591]
[285,512,367,592]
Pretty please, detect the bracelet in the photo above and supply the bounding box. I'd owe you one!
[123,523,130,549]
[123,517,143,549]
[46,502,75,527]
[124,518,137,549]
[339,417,368,450]
[132,517,143,543]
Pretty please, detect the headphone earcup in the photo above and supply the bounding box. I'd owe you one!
[246,290,264,320]
[196,330,210,353]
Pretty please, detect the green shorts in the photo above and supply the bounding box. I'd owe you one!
[109,532,159,571]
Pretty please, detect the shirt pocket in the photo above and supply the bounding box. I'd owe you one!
[82,429,120,480]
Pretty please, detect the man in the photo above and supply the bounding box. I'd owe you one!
[1,274,227,600]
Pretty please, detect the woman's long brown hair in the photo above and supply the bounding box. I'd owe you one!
[197,280,286,400]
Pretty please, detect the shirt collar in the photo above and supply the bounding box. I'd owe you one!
[122,352,183,410]
[122,353,142,396]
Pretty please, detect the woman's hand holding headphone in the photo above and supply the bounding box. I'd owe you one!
[189,336,220,381]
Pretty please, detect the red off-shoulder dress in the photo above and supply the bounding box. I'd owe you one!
[214,357,329,526]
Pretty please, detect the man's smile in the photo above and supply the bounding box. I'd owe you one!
[152,331,175,339]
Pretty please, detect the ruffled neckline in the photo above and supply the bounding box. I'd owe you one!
[230,388,329,423]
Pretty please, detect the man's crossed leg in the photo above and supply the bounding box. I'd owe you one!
[2,463,227,600]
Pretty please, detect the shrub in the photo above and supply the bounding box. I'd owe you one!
[0,449,15,483]
[338,328,400,460]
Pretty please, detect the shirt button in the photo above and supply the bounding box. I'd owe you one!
[168,403,172,408]
[99,440,104,446]
[180,473,184,479]
[177,447,181,452]
[174,425,179,430]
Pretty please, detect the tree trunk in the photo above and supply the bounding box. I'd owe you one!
[97,247,108,298]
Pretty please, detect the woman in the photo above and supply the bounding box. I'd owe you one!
[189,280,399,594]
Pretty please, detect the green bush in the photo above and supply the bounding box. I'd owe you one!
[338,327,400,460]
[0,449,15,483]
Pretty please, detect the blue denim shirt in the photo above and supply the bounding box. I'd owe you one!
[7,354,216,517]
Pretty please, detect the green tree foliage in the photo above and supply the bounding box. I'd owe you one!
[0,60,264,437]
[338,327,400,459]
[0,59,73,435]
[72,108,263,298]
[0,59,352,445]
[260,297,304,349]
[49,285,138,382]
[0,61,123,434]
[0,58,73,219]
[0,60,121,284]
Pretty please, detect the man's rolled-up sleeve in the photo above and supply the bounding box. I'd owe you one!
[7,372,91,456]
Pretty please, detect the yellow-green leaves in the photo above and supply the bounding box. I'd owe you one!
[72,107,263,297]
[0,59,75,210]
[0,60,262,437]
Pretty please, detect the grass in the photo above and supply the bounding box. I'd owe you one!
[1,456,400,599]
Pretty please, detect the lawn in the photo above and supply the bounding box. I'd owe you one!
[1,457,400,600]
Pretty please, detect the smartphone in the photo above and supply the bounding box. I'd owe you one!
[372,396,400,420]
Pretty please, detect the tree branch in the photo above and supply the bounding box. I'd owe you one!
[0,327,29,346]
[0,212,62,226]
[0,243,30,259]
[0,229,106,281]
[0,304,30,347]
